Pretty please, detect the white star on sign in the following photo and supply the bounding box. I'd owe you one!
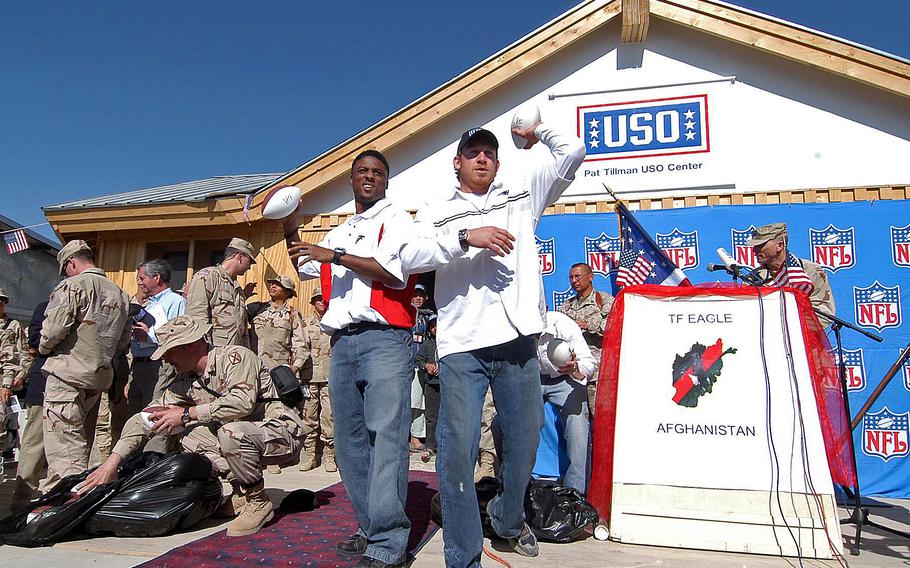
[589,118,599,128]
[684,109,695,120]
[685,131,695,140]
[685,121,695,131]
[589,139,600,148]
[589,130,599,140]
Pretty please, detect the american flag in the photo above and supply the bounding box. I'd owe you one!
[767,251,814,294]
[3,229,29,255]
[615,202,690,289]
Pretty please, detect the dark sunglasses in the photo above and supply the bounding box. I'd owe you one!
[460,148,497,160]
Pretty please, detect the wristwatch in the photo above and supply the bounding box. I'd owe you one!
[458,229,469,251]
[181,407,192,426]
[332,247,346,265]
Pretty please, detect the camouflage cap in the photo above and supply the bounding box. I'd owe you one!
[746,223,788,247]
[0,288,8,302]
[227,237,257,264]
[310,287,323,301]
[267,275,297,297]
[57,239,92,275]
[150,315,211,360]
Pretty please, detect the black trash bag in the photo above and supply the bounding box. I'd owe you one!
[430,476,502,539]
[86,451,222,537]
[0,469,122,547]
[524,479,598,543]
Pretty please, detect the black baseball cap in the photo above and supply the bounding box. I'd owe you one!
[457,128,499,154]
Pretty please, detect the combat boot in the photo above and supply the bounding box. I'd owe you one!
[214,479,246,518]
[226,480,274,537]
[298,437,318,471]
[474,450,496,482]
[267,464,282,474]
[324,444,337,473]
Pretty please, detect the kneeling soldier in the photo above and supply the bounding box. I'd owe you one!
[78,315,308,537]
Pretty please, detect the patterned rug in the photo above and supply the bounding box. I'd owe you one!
[139,470,439,567]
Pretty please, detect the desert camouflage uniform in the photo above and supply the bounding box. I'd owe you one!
[186,265,250,349]
[558,290,614,415]
[39,267,131,490]
[0,317,32,442]
[300,313,334,451]
[251,303,307,370]
[754,257,836,326]
[112,345,308,485]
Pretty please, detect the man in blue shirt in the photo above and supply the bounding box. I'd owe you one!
[128,259,186,415]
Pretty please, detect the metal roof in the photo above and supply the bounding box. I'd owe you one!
[44,173,284,212]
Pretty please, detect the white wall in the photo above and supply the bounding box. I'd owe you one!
[300,17,910,215]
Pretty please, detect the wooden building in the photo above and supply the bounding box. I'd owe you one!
[43,0,909,310]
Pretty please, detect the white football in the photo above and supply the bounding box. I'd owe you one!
[546,338,574,368]
[262,185,302,220]
[511,103,541,149]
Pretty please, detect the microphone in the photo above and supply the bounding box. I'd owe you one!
[706,263,728,272]
[716,248,741,272]
[715,248,761,285]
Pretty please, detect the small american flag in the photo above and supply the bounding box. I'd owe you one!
[768,251,814,294]
[4,229,29,255]
[616,248,655,287]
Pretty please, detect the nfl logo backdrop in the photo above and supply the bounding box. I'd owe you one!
[892,224,910,267]
[656,228,699,270]
[584,233,620,275]
[809,224,856,271]
[863,407,910,462]
[536,236,555,276]
[838,348,867,392]
[577,94,709,162]
[552,287,575,311]
[731,226,759,268]
[854,281,902,332]
[902,354,910,391]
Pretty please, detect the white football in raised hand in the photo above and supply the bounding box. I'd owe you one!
[262,185,302,220]
[546,338,573,368]
[511,103,541,149]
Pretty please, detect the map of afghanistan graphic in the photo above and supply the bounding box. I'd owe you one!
[671,339,737,407]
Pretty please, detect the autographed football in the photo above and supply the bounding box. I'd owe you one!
[261,185,302,220]
[510,103,541,149]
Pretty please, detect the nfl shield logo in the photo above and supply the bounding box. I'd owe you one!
[854,281,902,332]
[584,233,620,275]
[731,226,759,268]
[902,353,910,391]
[892,224,910,267]
[536,237,555,276]
[656,228,699,270]
[862,407,910,462]
[809,224,856,272]
[552,287,575,311]
[836,348,866,391]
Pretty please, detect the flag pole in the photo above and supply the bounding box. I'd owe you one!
[602,183,623,240]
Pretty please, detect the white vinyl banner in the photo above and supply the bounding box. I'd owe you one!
[612,290,834,495]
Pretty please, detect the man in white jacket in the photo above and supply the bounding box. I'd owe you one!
[395,121,585,568]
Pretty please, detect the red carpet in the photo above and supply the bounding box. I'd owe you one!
[139,470,439,567]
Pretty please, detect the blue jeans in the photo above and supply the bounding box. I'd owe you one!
[329,327,413,564]
[540,376,591,495]
[437,335,544,568]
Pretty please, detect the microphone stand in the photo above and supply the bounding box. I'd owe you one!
[819,307,910,554]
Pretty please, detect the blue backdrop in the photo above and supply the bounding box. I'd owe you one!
[536,200,910,498]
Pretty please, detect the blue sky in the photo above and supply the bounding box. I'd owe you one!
[2,1,907,242]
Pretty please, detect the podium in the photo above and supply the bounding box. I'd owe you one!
[588,285,855,559]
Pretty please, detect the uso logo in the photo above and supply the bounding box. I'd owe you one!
[656,229,699,270]
[552,287,575,311]
[536,236,555,276]
[836,348,866,391]
[862,407,909,462]
[584,233,620,276]
[892,224,910,267]
[853,281,902,332]
[809,224,855,272]
[577,95,709,162]
[731,226,759,268]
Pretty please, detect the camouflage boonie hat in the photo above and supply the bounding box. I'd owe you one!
[227,237,257,264]
[267,275,297,297]
[310,287,323,302]
[150,315,211,360]
[57,240,92,275]
[746,223,788,247]
[0,288,8,302]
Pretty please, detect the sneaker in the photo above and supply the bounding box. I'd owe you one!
[336,532,368,557]
[507,523,539,557]
[355,556,407,568]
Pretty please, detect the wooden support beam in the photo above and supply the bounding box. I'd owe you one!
[621,0,650,43]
